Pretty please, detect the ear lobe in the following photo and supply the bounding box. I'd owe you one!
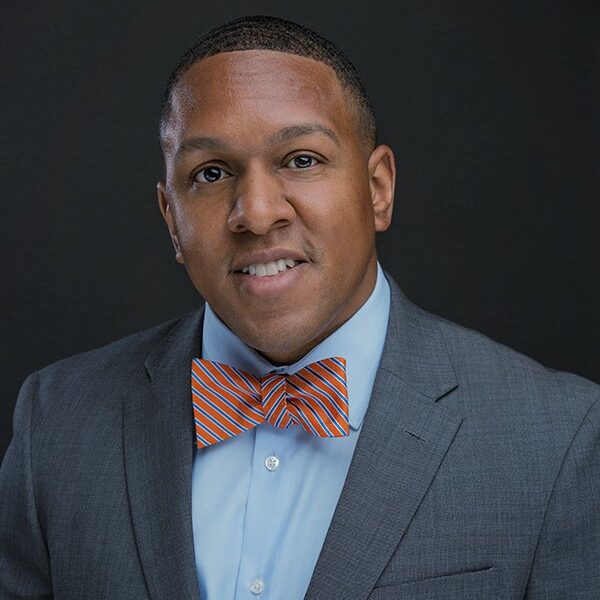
[367,144,396,232]
[156,181,184,264]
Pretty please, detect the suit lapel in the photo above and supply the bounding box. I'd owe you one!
[304,275,463,600]
[123,309,204,600]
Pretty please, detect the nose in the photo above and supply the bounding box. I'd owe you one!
[227,165,296,235]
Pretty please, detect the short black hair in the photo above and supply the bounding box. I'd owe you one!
[159,15,377,154]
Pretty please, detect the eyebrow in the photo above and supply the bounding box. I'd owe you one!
[174,122,340,162]
[267,123,340,147]
[174,137,228,161]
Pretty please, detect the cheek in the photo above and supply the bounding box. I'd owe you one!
[174,205,226,267]
[309,180,373,246]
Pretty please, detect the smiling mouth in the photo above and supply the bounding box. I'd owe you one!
[238,258,303,277]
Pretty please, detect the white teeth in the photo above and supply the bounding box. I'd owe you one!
[240,259,300,277]
[265,262,278,276]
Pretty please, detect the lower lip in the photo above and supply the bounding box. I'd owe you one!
[233,262,307,298]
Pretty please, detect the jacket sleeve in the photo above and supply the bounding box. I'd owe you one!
[0,372,53,599]
[524,395,600,599]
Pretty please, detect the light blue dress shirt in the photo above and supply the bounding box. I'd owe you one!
[192,262,391,599]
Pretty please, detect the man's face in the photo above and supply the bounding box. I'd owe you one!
[158,50,395,364]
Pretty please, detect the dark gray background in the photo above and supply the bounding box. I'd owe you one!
[2,0,599,460]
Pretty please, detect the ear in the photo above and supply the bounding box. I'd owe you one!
[367,144,396,232]
[156,181,184,264]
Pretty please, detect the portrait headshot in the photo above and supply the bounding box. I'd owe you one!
[1,2,599,599]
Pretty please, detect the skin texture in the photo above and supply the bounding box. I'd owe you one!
[158,50,396,365]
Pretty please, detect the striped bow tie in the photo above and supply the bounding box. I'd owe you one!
[191,357,350,448]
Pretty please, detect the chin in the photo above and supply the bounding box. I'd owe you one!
[241,322,318,362]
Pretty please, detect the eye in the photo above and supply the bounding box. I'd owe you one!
[286,155,318,169]
[193,166,230,183]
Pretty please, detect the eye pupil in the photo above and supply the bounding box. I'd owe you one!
[203,167,222,182]
[294,156,313,168]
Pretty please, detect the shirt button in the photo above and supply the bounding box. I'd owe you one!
[249,577,264,594]
[265,455,280,471]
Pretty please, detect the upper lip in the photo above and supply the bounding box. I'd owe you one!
[232,248,308,272]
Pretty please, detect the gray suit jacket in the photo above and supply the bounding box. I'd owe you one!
[1,274,599,600]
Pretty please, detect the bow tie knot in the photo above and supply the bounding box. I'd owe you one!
[191,357,349,448]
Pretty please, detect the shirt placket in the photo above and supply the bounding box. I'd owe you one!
[234,372,289,600]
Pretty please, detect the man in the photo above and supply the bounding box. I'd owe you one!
[1,14,598,600]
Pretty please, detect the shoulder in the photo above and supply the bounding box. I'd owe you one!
[391,297,600,497]
[384,270,599,444]
[36,314,186,380]
[436,313,598,408]
[426,310,600,463]
[23,310,201,423]
[385,271,598,416]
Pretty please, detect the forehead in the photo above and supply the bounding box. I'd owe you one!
[164,50,357,149]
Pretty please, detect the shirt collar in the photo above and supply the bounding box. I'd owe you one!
[201,261,391,430]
